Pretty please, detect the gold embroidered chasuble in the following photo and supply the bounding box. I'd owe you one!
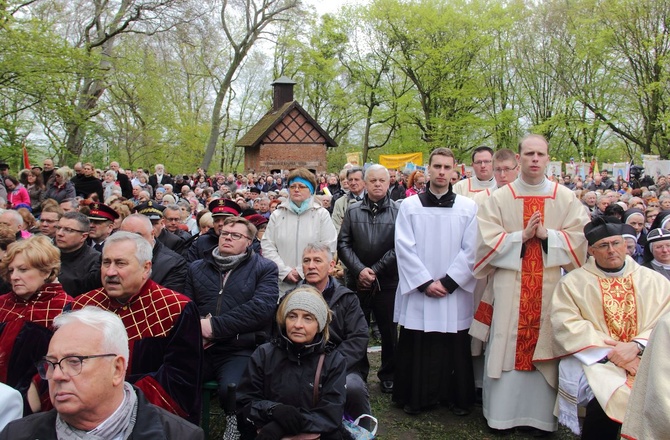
[534,256,670,422]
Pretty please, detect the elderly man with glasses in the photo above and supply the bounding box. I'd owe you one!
[185,216,278,414]
[0,307,203,439]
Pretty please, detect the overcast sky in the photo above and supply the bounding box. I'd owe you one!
[304,0,369,15]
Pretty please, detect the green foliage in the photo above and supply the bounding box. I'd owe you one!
[2,0,670,172]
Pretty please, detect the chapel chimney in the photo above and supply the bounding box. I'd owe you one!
[271,76,297,111]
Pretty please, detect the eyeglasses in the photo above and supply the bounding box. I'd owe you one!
[591,240,622,250]
[55,226,87,234]
[654,243,670,252]
[289,184,309,191]
[36,354,116,379]
[220,231,250,241]
[494,166,518,174]
[473,160,493,166]
[165,217,181,222]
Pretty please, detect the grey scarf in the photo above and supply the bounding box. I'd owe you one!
[212,247,249,272]
[55,382,138,440]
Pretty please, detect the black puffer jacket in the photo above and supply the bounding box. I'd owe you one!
[337,194,399,289]
[236,334,346,440]
[184,249,279,354]
[283,278,369,379]
[186,229,218,262]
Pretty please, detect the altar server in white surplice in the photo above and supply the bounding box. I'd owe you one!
[393,147,478,416]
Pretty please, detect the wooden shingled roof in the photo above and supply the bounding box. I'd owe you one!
[236,100,338,149]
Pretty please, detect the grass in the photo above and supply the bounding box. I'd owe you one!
[207,350,579,440]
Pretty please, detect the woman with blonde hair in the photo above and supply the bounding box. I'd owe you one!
[237,286,346,440]
[0,235,73,413]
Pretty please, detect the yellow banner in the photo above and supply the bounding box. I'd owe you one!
[346,152,362,166]
[379,152,423,169]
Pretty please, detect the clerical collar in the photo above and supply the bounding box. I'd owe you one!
[595,260,626,277]
[429,186,450,198]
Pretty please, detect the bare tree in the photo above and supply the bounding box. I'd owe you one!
[200,0,298,171]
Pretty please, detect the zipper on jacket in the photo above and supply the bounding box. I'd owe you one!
[215,270,233,316]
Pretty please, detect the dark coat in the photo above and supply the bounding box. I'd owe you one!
[44,181,75,204]
[72,175,104,200]
[186,229,218,263]
[389,182,406,201]
[116,172,133,199]
[156,228,185,255]
[287,278,369,379]
[149,173,174,191]
[337,194,399,289]
[184,249,279,355]
[59,244,102,297]
[0,386,204,439]
[236,336,346,439]
[151,240,187,294]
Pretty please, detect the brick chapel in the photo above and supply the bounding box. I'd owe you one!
[236,77,337,173]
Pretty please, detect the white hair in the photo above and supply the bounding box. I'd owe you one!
[364,164,390,181]
[104,231,153,265]
[1,209,23,227]
[53,306,130,362]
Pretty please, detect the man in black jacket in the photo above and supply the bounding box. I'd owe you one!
[184,216,278,406]
[148,163,173,192]
[388,168,406,201]
[338,164,399,395]
[55,211,102,297]
[0,307,204,439]
[72,162,104,200]
[301,243,371,426]
[110,161,133,199]
[120,214,187,293]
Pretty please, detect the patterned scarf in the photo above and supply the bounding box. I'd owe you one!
[55,382,138,440]
[212,247,249,272]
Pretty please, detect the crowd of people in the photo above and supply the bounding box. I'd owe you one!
[0,137,668,439]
